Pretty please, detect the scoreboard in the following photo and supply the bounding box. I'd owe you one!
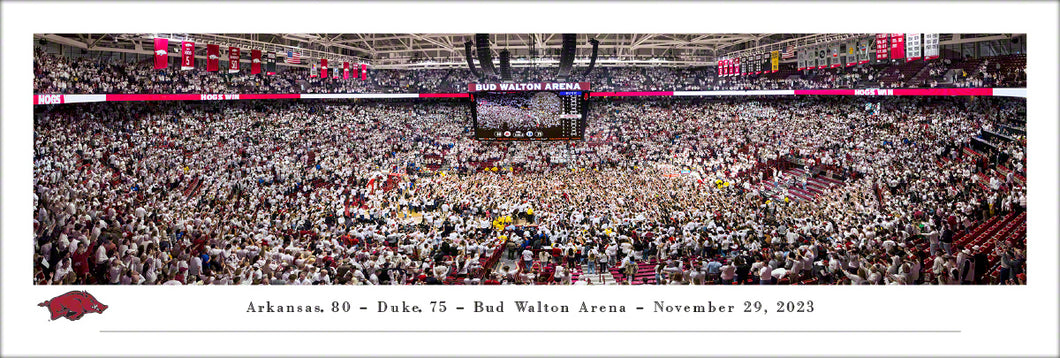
[469,82,590,141]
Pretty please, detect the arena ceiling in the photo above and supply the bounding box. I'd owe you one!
[37,33,1016,69]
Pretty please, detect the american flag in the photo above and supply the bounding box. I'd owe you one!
[285,50,301,64]
[782,45,795,59]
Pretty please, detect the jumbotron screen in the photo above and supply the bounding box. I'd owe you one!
[470,82,590,141]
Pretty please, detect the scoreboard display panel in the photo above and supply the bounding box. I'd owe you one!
[469,82,590,141]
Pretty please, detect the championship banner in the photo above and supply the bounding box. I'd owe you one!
[924,33,940,60]
[206,44,220,72]
[266,52,277,75]
[858,37,871,64]
[797,50,804,70]
[228,47,240,73]
[906,33,922,61]
[830,44,841,68]
[320,58,328,78]
[808,47,816,69]
[251,50,262,74]
[735,57,741,76]
[875,34,889,60]
[469,82,591,92]
[889,33,905,60]
[311,62,318,78]
[180,41,195,71]
[153,38,169,70]
[332,65,339,79]
[343,62,351,80]
[361,63,367,80]
[770,51,779,72]
[845,40,857,67]
[817,46,825,68]
[717,59,723,76]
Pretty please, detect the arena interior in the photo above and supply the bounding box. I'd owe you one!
[32,33,1027,285]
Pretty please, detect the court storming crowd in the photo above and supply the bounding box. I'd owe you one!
[33,94,1027,285]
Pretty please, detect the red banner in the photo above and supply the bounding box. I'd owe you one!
[206,44,220,72]
[343,62,350,79]
[180,41,195,70]
[320,59,328,78]
[251,50,262,74]
[889,34,905,60]
[469,82,590,92]
[153,38,169,69]
[361,63,367,81]
[875,34,889,60]
[228,47,240,73]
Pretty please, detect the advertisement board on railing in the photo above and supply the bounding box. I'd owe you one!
[32,88,1026,106]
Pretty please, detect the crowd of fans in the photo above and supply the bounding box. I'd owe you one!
[34,49,1028,95]
[33,94,1026,285]
[476,92,562,129]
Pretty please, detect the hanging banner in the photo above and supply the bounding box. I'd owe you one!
[889,33,905,60]
[153,38,169,69]
[830,44,841,68]
[332,64,340,79]
[770,51,779,72]
[906,33,922,61]
[845,40,857,67]
[924,33,940,60]
[817,46,828,69]
[311,62,318,78]
[717,59,723,76]
[343,62,351,79]
[857,37,871,64]
[206,44,220,72]
[266,51,277,75]
[228,47,241,73]
[180,41,195,71]
[251,50,262,74]
[875,34,890,60]
[320,58,328,78]
[361,63,368,80]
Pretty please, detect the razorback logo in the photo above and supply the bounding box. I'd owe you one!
[208,54,219,60]
[155,49,168,56]
[252,58,261,63]
[39,291,107,321]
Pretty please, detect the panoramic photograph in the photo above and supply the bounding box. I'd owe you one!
[32,33,1027,286]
